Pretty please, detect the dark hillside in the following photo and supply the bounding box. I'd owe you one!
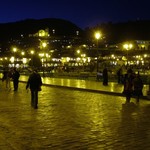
[0,18,84,40]
[91,20,150,43]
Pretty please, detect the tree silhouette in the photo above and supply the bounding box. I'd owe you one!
[28,55,42,68]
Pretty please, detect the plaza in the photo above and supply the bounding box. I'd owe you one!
[0,76,150,149]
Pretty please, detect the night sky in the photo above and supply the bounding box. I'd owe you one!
[0,0,150,29]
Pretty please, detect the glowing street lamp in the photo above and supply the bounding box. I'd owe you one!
[95,32,101,42]
[21,51,25,56]
[12,47,17,66]
[13,47,17,53]
[30,50,35,67]
[10,56,15,64]
[30,50,34,55]
[39,53,44,67]
[22,58,27,67]
[77,49,80,54]
[42,42,47,48]
[123,43,133,65]
[94,31,102,72]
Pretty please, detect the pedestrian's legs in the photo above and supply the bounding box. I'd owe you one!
[13,80,19,91]
[8,78,11,89]
[126,96,130,103]
[6,79,8,88]
[31,90,38,109]
[31,90,34,107]
[126,92,131,103]
[118,75,120,83]
[13,81,15,90]
[15,80,18,90]
[136,96,140,103]
[34,91,38,109]
[6,78,11,89]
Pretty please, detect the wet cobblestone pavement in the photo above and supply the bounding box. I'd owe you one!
[0,81,150,149]
[19,75,149,98]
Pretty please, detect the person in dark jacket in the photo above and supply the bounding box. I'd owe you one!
[2,68,12,89]
[26,69,42,109]
[12,67,20,91]
[103,67,108,85]
[117,67,123,84]
[133,72,143,103]
[122,69,134,103]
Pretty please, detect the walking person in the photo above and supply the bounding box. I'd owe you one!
[26,69,42,109]
[2,68,12,89]
[12,67,20,91]
[122,69,134,103]
[133,72,143,103]
[6,69,12,90]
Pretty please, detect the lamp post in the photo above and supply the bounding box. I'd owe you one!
[41,41,48,76]
[13,47,17,67]
[30,50,35,68]
[94,31,101,72]
[21,51,25,68]
[123,43,133,65]
[45,53,49,67]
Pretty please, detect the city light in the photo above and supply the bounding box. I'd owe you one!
[95,32,101,40]
[123,43,133,50]
[94,31,102,72]
[123,43,133,65]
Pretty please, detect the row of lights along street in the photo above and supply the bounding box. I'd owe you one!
[0,29,150,76]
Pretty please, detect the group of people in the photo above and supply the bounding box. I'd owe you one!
[122,68,143,103]
[2,67,20,91]
[101,66,144,103]
[2,66,143,108]
[2,67,42,109]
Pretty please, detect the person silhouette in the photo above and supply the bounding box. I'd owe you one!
[26,69,42,109]
[103,67,108,85]
[12,67,20,91]
[133,72,143,103]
